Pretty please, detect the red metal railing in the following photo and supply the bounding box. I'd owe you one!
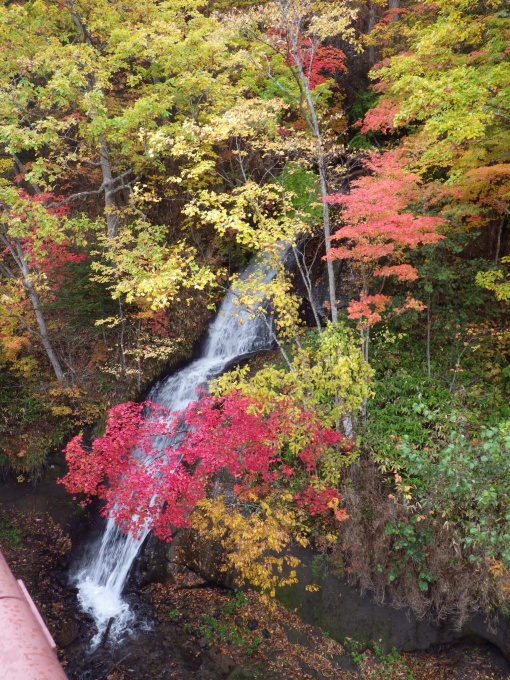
[0,550,67,679]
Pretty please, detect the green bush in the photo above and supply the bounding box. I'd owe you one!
[397,424,510,566]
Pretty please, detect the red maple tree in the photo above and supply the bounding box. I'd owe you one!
[60,392,352,540]
[8,191,88,291]
[324,151,445,338]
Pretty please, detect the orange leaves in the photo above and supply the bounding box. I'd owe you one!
[329,240,395,262]
[374,264,419,282]
[324,151,446,332]
[326,151,446,250]
[347,293,391,327]
[451,163,510,213]
[359,98,401,134]
[0,335,31,363]
[347,293,425,329]
[394,296,426,315]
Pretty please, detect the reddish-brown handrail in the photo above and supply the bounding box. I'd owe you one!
[0,550,67,679]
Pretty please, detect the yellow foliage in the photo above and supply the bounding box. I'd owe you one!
[192,496,307,599]
[92,224,218,311]
[48,385,102,426]
[489,559,510,605]
[183,181,307,253]
[305,584,320,592]
[50,405,73,417]
[0,335,30,363]
[213,322,374,430]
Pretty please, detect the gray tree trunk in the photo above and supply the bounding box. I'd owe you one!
[23,275,66,382]
[99,136,120,239]
[15,240,65,381]
[294,56,338,322]
[368,3,377,66]
[388,0,400,19]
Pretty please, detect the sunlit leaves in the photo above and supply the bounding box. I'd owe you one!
[365,0,510,180]
[60,391,351,545]
[477,257,510,303]
[213,322,373,429]
[92,222,218,311]
[192,496,305,598]
[325,151,445,331]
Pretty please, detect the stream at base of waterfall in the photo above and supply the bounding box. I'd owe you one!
[72,257,278,648]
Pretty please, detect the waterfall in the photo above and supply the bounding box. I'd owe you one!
[73,254,280,648]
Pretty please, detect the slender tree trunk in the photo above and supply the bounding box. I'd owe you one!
[292,244,322,332]
[293,50,338,322]
[64,5,122,240]
[343,413,354,438]
[118,300,126,376]
[368,3,377,66]
[19,261,66,382]
[260,312,293,371]
[495,216,504,265]
[317,157,338,323]
[426,293,432,378]
[364,325,370,363]
[99,137,120,239]
[388,0,401,21]
[24,280,65,381]
[1,232,66,382]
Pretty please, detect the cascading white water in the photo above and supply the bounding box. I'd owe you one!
[73,255,280,647]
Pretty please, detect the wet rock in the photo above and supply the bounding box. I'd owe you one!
[137,533,171,587]
[226,665,287,680]
[276,545,510,663]
[55,617,80,647]
[208,645,237,675]
[167,527,236,588]
[285,626,313,648]
[138,588,153,603]
[56,574,70,588]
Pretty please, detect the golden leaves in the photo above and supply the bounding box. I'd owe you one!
[92,225,218,311]
[214,322,373,430]
[192,496,306,599]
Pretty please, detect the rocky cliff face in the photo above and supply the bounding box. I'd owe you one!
[162,531,510,665]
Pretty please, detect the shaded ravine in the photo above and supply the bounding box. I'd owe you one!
[72,255,279,647]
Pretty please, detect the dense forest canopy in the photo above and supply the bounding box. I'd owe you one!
[1,0,509,624]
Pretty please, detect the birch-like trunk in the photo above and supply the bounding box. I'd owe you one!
[296,58,338,322]
[388,0,400,18]
[1,231,65,381]
[99,137,120,239]
[16,247,65,381]
[23,275,66,382]
[317,156,338,323]
[368,3,377,66]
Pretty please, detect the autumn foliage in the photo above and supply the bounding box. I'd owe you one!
[325,151,445,330]
[288,42,347,89]
[60,392,352,541]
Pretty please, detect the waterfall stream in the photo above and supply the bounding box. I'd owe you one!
[73,256,278,647]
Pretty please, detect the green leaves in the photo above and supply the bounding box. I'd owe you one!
[477,257,510,302]
[396,424,510,566]
[213,322,374,429]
